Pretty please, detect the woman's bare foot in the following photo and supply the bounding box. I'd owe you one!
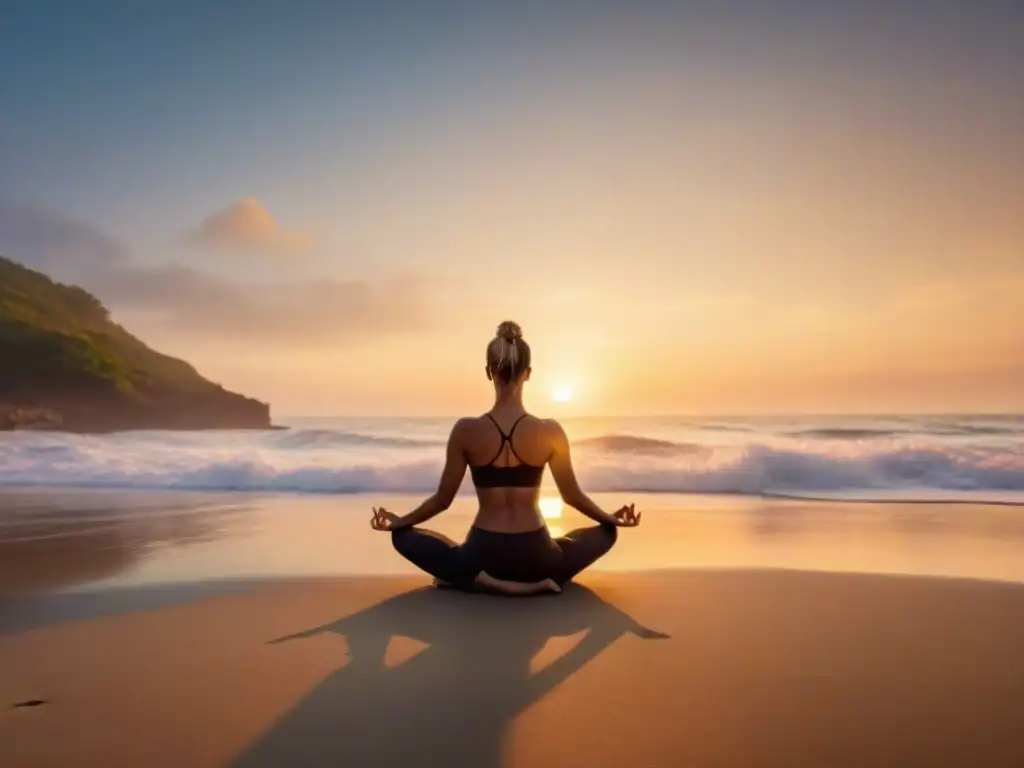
[475,571,561,596]
[536,578,562,594]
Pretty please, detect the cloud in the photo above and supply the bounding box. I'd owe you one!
[100,265,436,344]
[183,197,312,256]
[0,202,128,278]
[0,202,437,348]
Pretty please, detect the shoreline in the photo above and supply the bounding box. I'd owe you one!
[3,490,1024,600]
[0,485,1021,507]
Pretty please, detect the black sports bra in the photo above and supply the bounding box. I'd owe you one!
[469,413,545,488]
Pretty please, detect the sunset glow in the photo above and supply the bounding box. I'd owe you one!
[1,3,1020,417]
[552,386,574,404]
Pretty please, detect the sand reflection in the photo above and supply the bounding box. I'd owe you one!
[0,490,250,596]
[539,495,565,537]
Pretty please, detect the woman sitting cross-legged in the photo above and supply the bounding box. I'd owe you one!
[369,320,641,596]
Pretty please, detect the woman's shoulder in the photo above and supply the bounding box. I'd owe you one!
[536,417,569,442]
[449,413,563,434]
[513,414,569,442]
[532,416,564,432]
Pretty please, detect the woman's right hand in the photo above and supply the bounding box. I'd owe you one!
[611,503,641,527]
[370,506,401,532]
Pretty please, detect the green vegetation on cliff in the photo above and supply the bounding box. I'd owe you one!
[0,256,270,430]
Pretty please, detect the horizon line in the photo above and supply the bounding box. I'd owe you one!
[275,411,1024,421]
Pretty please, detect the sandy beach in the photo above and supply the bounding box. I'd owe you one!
[2,491,1024,766]
[1,569,1022,767]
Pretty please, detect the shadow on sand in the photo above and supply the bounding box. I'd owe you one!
[231,584,668,768]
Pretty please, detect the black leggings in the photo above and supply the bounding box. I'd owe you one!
[391,523,618,588]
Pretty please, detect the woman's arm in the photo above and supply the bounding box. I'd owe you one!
[390,419,470,530]
[546,420,620,527]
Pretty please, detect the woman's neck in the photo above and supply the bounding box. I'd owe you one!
[492,386,524,410]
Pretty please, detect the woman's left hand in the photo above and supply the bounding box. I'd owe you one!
[370,506,401,532]
[611,503,641,527]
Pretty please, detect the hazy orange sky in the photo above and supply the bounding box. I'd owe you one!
[1,2,1021,416]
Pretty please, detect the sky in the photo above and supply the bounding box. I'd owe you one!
[1,0,1022,416]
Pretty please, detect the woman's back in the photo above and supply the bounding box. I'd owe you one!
[462,410,551,533]
[371,319,640,595]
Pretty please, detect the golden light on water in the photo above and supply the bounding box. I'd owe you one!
[539,496,563,519]
[540,498,565,536]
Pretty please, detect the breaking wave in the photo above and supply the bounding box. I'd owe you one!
[1,427,1022,503]
[272,429,445,450]
[791,425,1023,439]
[576,435,709,456]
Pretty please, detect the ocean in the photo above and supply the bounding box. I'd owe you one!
[2,414,1022,504]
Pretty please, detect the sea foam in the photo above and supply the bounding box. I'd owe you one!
[1,421,1022,503]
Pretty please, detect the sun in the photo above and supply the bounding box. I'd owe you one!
[552,385,574,403]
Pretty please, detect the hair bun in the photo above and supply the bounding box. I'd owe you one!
[496,320,523,343]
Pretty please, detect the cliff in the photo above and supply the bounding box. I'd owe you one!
[0,256,271,431]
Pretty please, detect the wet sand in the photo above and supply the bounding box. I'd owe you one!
[2,490,1024,598]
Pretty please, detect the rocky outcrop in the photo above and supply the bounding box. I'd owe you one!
[2,405,64,431]
[0,255,274,433]
[0,391,271,433]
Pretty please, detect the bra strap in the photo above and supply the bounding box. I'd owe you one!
[505,414,528,440]
[505,414,529,463]
[484,412,508,439]
[482,413,529,466]
[483,413,508,465]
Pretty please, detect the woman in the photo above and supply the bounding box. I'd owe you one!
[370,320,641,595]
